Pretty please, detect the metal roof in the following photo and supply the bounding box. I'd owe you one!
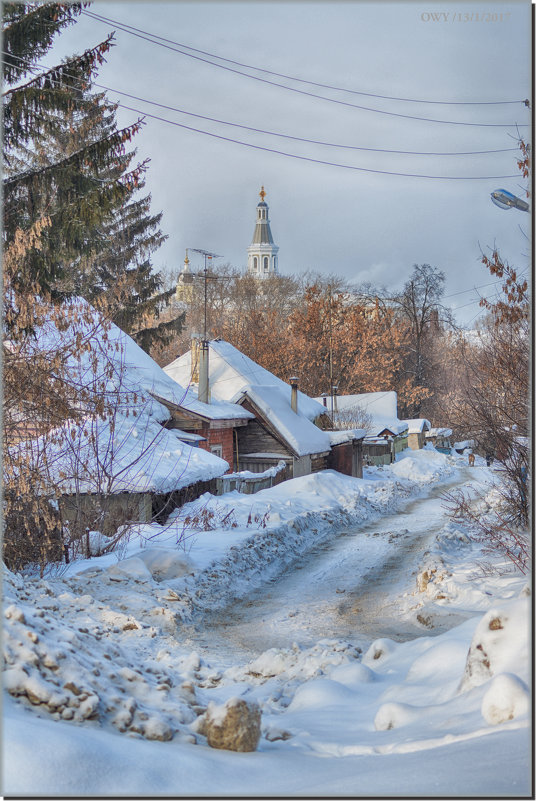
[250,220,274,245]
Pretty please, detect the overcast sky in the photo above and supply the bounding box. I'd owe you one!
[49,0,531,326]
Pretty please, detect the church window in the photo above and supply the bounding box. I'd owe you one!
[263,257,269,271]
[253,256,258,270]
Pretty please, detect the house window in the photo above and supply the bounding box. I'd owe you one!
[263,257,269,271]
[210,444,223,458]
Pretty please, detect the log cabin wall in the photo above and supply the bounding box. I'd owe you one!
[236,419,290,461]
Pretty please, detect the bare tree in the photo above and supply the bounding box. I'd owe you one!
[390,264,454,417]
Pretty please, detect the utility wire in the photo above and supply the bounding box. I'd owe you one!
[114,100,520,179]
[81,10,526,107]
[445,273,529,299]
[3,51,521,178]
[3,50,520,158]
[444,279,510,298]
[94,84,522,158]
[82,10,529,129]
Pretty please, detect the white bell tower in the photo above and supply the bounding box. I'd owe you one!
[247,186,279,278]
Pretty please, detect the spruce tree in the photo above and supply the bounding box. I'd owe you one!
[2,2,147,302]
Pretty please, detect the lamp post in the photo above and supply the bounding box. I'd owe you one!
[180,248,221,403]
[326,285,339,424]
[490,189,529,212]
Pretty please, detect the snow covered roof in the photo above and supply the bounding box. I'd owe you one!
[22,413,229,496]
[166,340,326,423]
[315,392,407,437]
[165,340,330,458]
[33,299,251,424]
[102,328,252,423]
[454,440,474,450]
[243,385,331,457]
[328,429,367,446]
[426,427,453,439]
[404,419,432,434]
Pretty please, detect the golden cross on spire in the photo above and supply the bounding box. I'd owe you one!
[259,185,266,201]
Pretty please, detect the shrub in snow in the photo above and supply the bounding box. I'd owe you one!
[374,701,420,731]
[135,548,194,581]
[328,662,376,687]
[458,600,530,692]
[287,677,357,711]
[362,638,398,666]
[106,557,154,582]
[481,673,530,725]
[204,697,261,752]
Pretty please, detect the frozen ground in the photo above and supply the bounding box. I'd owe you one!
[2,448,532,797]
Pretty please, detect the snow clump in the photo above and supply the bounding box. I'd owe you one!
[481,673,530,725]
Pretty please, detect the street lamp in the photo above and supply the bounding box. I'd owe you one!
[181,248,221,403]
[490,189,529,212]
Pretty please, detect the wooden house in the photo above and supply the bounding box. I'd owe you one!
[165,339,365,479]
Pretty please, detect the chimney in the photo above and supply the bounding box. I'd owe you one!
[198,340,210,404]
[332,385,338,413]
[190,337,200,383]
[290,376,299,414]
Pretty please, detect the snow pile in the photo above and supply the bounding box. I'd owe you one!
[2,566,200,744]
[458,600,530,692]
[481,673,530,725]
[389,446,452,483]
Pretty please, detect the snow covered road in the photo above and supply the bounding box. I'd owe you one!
[183,470,475,666]
[2,451,531,797]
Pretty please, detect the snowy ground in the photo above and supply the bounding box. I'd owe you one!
[2,448,532,797]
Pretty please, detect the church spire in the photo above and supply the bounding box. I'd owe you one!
[247,186,279,278]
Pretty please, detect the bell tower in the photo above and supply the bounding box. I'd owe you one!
[247,186,279,278]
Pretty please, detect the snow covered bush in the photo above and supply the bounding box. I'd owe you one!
[481,673,530,725]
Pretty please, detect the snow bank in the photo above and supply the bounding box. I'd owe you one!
[389,447,451,483]
[2,450,531,798]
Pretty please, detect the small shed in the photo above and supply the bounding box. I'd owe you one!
[39,413,230,542]
[404,419,432,450]
[454,439,475,454]
[425,427,452,454]
[327,429,365,478]
[317,391,408,466]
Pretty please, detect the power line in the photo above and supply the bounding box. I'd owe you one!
[81,10,526,107]
[114,100,521,180]
[3,51,520,158]
[3,51,521,179]
[95,84,521,158]
[444,267,529,299]
[444,279,507,298]
[82,10,529,129]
